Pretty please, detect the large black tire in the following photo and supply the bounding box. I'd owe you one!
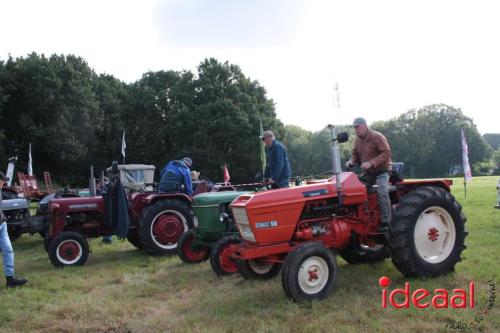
[43,236,53,252]
[237,259,282,280]
[388,186,467,278]
[126,229,142,249]
[138,199,194,255]
[177,229,210,264]
[210,236,240,276]
[281,242,338,302]
[339,244,389,264]
[48,231,90,267]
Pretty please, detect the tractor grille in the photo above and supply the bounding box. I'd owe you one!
[232,207,255,242]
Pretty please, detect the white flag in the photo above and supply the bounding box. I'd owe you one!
[121,131,127,158]
[28,142,33,176]
[461,129,472,182]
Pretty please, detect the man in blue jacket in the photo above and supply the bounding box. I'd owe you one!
[261,131,292,188]
[158,157,193,195]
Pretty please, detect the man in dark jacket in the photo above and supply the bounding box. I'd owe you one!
[158,157,193,195]
[0,172,28,288]
[262,131,292,188]
[345,117,392,232]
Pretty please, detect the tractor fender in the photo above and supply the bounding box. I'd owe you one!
[142,193,193,207]
[396,179,452,192]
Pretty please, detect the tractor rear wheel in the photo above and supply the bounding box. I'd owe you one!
[126,229,142,249]
[178,230,210,263]
[48,231,90,267]
[139,199,194,255]
[388,186,467,278]
[281,242,337,302]
[43,236,53,252]
[339,243,389,264]
[210,236,240,276]
[237,259,282,279]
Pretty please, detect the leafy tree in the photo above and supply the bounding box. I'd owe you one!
[483,133,500,150]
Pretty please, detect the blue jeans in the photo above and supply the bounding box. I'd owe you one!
[0,222,15,277]
[375,172,391,224]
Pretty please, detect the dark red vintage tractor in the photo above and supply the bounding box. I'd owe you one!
[229,125,467,302]
[44,163,231,267]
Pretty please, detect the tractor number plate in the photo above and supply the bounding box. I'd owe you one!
[255,221,278,229]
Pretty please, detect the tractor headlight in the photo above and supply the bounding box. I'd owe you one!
[219,212,229,223]
[232,207,255,242]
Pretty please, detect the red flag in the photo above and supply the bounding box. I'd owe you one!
[223,164,231,185]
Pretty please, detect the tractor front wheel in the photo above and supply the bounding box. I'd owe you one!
[389,186,467,278]
[210,236,240,276]
[178,230,210,263]
[48,231,90,267]
[237,259,282,279]
[281,242,338,302]
[139,200,194,255]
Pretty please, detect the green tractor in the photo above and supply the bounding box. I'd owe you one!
[177,190,250,276]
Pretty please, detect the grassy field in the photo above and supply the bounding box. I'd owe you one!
[1,176,499,333]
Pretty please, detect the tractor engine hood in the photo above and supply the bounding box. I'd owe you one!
[192,191,250,207]
[50,196,105,212]
[1,198,30,211]
[230,172,366,244]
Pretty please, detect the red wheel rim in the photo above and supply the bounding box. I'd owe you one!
[219,244,238,273]
[182,233,208,261]
[58,241,80,261]
[153,214,185,244]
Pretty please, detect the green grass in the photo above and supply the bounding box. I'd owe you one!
[1,177,499,333]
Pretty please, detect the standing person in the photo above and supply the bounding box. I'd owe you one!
[261,131,292,188]
[345,117,392,232]
[0,172,28,288]
[158,157,193,195]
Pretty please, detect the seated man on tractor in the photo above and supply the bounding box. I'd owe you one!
[345,117,392,232]
[158,157,193,195]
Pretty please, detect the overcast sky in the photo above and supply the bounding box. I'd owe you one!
[1,0,499,134]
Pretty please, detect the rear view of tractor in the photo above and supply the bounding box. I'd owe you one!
[229,125,467,301]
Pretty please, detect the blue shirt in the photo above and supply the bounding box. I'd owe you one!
[265,140,291,183]
[159,160,193,195]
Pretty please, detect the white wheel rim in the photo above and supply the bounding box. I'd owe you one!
[56,239,83,265]
[414,206,456,263]
[298,256,329,295]
[248,260,275,274]
[150,210,188,250]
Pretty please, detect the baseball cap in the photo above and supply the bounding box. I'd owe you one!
[260,130,274,141]
[352,117,367,127]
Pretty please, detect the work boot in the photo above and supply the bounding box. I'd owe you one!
[6,276,28,288]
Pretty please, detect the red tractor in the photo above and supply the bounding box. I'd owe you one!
[229,125,467,302]
[44,163,230,267]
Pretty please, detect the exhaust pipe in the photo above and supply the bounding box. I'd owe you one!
[328,124,343,207]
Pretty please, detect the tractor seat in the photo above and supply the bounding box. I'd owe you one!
[390,162,405,183]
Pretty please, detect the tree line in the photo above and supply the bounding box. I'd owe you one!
[0,53,497,186]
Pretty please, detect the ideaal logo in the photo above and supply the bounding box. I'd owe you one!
[378,276,496,330]
[379,276,475,309]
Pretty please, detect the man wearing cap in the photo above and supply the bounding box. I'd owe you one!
[0,172,28,287]
[158,157,194,195]
[261,131,292,188]
[345,118,392,232]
